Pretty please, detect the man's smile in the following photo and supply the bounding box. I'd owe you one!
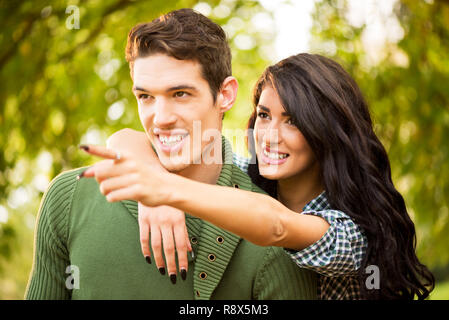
[153,128,189,154]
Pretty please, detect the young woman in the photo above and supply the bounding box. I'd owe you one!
[83,53,434,299]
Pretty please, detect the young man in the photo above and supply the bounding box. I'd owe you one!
[25,8,316,299]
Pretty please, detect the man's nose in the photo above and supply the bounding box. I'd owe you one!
[153,99,177,128]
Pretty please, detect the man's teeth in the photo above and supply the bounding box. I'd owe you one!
[159,135,184,145]
[263,149,288,160]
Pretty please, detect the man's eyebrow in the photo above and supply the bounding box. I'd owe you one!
[167,85,198,92]
[257,104,289,116]
[133,85,198,93]
[133,86,148,92]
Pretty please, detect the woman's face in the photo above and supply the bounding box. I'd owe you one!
[253,86,318,181]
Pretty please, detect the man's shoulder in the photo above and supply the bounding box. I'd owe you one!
[43,167,86,205]
[51,167,85,183]
[35,168,88,236]
[42,167,106,215]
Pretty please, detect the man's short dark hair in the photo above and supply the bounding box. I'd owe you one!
[126,8,232,101]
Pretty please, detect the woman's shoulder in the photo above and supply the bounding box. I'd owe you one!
[232,153,250,173]
[303,192,352,220]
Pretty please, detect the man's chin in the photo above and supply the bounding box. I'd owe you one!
[159,158,190,173]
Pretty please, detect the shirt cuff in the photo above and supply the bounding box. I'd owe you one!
[284,209,366,277]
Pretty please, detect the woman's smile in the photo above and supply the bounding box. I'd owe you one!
[260,142,290,164]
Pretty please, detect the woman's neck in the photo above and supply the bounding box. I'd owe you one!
[277,164,324,213]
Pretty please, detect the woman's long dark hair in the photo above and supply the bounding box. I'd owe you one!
[247,53,434,299]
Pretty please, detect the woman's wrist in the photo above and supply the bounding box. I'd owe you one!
[158,173,190,209]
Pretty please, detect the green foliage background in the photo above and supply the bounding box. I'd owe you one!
[0,0,448,299]
[310,0,449,288]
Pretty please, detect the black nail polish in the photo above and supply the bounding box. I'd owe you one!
[159,267,166,275]
[145,256,152,264]
[170,274,177,284]
[79,145,89,151]
[180,269,187,281]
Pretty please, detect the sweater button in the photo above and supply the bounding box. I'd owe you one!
[216,236,224,244]
[196,290,200,297]
[191,236,198,244]
[199,272,207,280]
[208,254,216,262]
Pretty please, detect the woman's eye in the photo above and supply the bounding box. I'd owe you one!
[286,118,295,125]
[257,112,269,119]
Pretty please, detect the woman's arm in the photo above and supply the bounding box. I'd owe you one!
[81,144,330,251]
[163,172,330,251]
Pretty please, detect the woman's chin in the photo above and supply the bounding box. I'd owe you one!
[258,164,286,180]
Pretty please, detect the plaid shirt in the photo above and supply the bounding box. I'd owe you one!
[233,153,367,300]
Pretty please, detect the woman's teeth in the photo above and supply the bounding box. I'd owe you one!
[263,149,288,160]
[159,135,184,146]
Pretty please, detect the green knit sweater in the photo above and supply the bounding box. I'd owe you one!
[25,137,316,300]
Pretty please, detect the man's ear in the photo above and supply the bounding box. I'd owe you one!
[216,76,238,113]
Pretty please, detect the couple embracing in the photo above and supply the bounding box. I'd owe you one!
[26,8,433,300]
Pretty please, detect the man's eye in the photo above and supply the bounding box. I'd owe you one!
[174,91,189,98]
[138,94,150,100]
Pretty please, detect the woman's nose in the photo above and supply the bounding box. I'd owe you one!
[263,123,282,147]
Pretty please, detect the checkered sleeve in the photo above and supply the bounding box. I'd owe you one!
[232,153,250,173]
[286,210,367,277]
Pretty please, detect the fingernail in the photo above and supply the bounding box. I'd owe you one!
[79,145,89,151]
[180,268,187,281]
[158,267,166,275]
[170,274,177,284]
[145,256,152,264]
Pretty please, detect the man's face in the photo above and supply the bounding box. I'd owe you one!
[132,54,223,173]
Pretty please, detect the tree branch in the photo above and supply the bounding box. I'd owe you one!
[0,12,40,70]
[0,0,133,69]
[0,0,91,70]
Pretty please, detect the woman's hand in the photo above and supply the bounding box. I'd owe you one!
[79,144,192,282]
[139,203,192,283]
[80,144,169,207]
